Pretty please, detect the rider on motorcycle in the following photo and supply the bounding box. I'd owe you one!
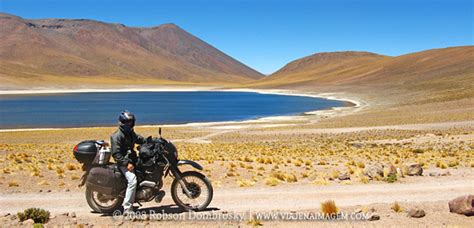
[110,110,146,214]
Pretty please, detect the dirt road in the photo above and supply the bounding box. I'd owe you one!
[1,176,472,217]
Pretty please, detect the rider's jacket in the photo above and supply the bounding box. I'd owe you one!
[110,125,146,166]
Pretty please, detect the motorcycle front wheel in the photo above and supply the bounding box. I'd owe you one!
[171,171,213,211]
[85,187,123,213]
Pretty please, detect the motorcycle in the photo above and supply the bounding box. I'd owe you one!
[73,128,213,213]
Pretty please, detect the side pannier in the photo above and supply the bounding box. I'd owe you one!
[85,166,126,195]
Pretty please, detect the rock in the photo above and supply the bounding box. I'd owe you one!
[47,189,52,193]
[23,219,35,226]
[407,208,426,218]
[354,208,363,214]
[366,165,384,178]
[396,167,404,178]
[368,213,380,221]
[0,213,10,217]
[72,219,77,224]
[448,195,474,216]
[338,173,351,180]
[407,164,423,176]
[351,143,363,148]
[65,189,70,192]
[69,212,76,218]
[429,172,440,177]
[440,171,451,176]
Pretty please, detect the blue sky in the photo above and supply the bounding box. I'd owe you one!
[1,0,472,74]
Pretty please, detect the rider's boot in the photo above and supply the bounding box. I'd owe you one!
[155,190,166,203]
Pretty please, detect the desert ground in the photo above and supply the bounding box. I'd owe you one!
[0,88,473,227]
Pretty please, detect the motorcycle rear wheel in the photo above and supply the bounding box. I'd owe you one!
[85,187,123,213]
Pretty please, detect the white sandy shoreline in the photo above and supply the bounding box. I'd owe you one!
[0,87,365,132]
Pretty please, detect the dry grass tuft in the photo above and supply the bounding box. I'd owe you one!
[237,179,255,187]
[265,177,279,186]
[64,163,78,171]
[247,215,263,226]
[391,201,403,212]
[320,200,339,216]
[8,180,19,187]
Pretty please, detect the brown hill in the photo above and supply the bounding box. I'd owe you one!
[0,13,263,89]
[271,51,386,77]
[253,46,474,102]
[249,46,474,126]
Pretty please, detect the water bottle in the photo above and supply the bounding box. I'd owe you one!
[98,147,111,165]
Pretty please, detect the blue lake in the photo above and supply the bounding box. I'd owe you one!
[0,91,346,129]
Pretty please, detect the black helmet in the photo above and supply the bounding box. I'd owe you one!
[119,110,136,128]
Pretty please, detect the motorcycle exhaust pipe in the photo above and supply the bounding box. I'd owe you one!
[139,180,157,188]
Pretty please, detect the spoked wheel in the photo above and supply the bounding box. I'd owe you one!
[171,171,213,211]
[85,188,123,213]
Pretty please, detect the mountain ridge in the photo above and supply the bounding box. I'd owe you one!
[0,13,263,88]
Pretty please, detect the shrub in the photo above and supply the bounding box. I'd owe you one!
[2,168,12,174]
[64,163,77,171]
[8,180,19,187]
[17,208,50,224]
[391,201,403,212]
[237,179,255,187]
[320,200,339,216]
[37,180,49,186]
[283,173,298,183]
[301,172,309,178]
[270,171,285,181]
[385,173,397,183]
[436,161,448,169]
[33,224,44,228]
[293,159,302,167]
[247,215,263,226]
[265,177,279,186]
[226,172,236,177]
[313,178,329,186]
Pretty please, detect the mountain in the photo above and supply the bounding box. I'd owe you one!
[260,51,388,84]
[0,13,263,89]
[252,46,474,103]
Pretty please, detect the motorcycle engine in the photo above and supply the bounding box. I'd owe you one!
[136,187,155,202]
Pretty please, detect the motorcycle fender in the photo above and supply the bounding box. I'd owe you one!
[177,160,203,170]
